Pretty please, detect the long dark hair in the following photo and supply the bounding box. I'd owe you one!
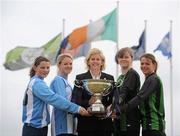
[29,56,50,78]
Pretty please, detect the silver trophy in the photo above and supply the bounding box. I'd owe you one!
[75,79,113,117]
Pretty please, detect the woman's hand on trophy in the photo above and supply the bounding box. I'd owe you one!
[89,95,97,105]
[79,107,91,116]
[106,104,112,117]
[111,110,117,121]
[106,104,116,119]
[88,95,97,105]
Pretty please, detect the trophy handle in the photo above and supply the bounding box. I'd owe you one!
[74,79,93,95]
[74,79,84,89]
[101,80,116,96]
[102,87,111,96]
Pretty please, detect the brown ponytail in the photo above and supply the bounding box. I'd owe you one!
[29,56,50,78]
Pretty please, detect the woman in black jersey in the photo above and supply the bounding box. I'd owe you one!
[118,53,166,136]
[114,47,141,136]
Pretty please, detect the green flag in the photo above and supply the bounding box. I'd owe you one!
[100,8,117,42]
[4,33,61,71]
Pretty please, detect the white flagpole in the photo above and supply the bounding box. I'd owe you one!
[169,20,173,136]
[116,1,119,79]
[144,20,147,53]
[89,20,92,49]
[62,18,65,39]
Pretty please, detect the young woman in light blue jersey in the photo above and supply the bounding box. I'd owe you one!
[50,53,79,136]
[22,56,89,136]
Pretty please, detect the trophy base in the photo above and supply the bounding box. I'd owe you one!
[87,103,106,117]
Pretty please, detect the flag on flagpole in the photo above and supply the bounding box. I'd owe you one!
[154,32,172,59]
[58,8,117,56]
[56,35,91,59]
[131,30,146,60]
[4,33,61,71]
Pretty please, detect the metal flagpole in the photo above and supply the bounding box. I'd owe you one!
[116,1,119,79]
[144,20,147,53]
[89,20,92,49]
[62,18,65,39]
[169,20,173,136]
[112,2,120,136]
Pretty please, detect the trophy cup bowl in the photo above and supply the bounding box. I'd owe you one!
[80,79,113,117]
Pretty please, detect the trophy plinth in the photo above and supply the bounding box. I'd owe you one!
[87,93,105,115]
[75,79,113,117]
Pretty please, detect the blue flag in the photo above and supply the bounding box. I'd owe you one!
[131,30,145,60]
[154,32,172,59]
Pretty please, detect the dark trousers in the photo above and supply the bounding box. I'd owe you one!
[22,124,48,136]
[57,134,76,136]
[114,130,140,136]
[113,119,140,136]
[78,131,112,136]
[142,130,166,136]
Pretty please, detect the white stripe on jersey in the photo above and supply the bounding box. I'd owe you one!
[41,104,48,127]
[26,79,35,123]
[51,110,56,136]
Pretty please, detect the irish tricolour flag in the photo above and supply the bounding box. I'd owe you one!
[64,8,117,50]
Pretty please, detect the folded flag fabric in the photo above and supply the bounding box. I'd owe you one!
[56,35,91,60]
[62,8,117,51]
[131,30,146,60]
[154,32,172,59]
[56,8,117,60]
[4,33,61,71]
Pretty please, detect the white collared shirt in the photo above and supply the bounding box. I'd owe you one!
[90,71,101,79]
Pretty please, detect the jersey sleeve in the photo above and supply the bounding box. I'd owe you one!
[125,75,158,111]
[33,79,80,114]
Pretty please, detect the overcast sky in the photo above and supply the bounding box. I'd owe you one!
[1,0,180,136]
